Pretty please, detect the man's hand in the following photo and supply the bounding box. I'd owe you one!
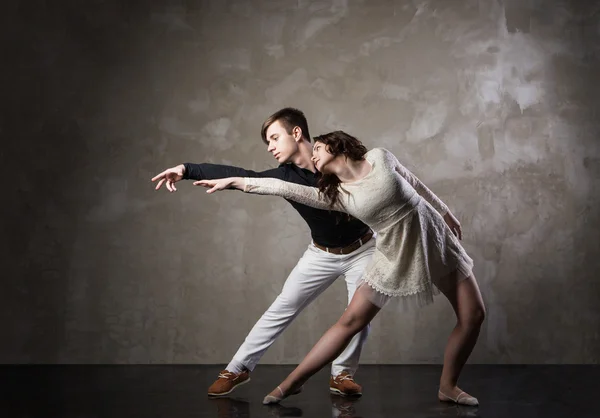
[443,212,462,240]
[194,177,243,194]
[151,164,186,192]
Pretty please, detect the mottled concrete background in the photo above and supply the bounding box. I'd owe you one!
[2,0,599,364]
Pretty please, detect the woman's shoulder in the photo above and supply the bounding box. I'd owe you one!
[366,147,397,162]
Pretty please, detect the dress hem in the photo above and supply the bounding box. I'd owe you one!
[358,256,474,310]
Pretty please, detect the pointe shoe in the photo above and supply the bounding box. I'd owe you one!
[262,385,303,405]
[438,390,479,406]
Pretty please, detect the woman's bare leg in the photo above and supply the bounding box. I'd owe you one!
[438,273,486,400]
[265,287,381,400]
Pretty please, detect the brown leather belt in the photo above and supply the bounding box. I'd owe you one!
[313,230,374,255]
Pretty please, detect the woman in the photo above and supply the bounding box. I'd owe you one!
[195,131,486,406]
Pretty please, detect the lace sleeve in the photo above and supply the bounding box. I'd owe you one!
[243,177,347,212]
[382,149,449,216]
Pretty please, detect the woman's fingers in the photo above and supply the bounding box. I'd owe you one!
[193,180,214,187]
[193,180,222,193]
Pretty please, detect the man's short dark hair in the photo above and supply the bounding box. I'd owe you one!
[261,107,311,144]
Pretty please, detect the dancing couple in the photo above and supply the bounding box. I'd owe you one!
[152,108,485,406]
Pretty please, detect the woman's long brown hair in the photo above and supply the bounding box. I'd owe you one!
[313,131,368,211]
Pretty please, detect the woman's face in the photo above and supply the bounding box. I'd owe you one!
[311,141,336,173]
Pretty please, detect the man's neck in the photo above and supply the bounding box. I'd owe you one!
[289,140,316,173]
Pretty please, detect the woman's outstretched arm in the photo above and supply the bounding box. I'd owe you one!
[194,176,347,213]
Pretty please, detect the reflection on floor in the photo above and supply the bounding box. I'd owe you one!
[3,365,598,417]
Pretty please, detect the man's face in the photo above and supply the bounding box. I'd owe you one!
[265,120,300,164]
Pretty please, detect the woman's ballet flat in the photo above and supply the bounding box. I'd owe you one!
[262,385,303,405]
[438,390,479,406]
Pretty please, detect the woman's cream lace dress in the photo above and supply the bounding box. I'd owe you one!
[244,148,474,309]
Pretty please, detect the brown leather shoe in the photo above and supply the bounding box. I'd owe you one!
[329,371,362,397]
[208,370,250,397]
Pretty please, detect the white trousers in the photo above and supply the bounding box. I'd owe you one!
[228,237,376,376]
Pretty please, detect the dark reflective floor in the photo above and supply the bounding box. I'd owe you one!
[1,365,598,417]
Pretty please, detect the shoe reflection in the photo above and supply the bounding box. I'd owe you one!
[264,403,303,417]
[330,394,362,418]
[431,403,481,417]
[211,397,251,418]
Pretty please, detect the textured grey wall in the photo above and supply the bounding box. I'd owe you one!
[2,0,599,364]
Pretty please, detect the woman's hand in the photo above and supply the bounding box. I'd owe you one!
[193,177,244,193]
[443,212,462,240]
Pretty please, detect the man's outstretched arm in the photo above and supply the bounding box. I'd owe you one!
[151,162,285,192]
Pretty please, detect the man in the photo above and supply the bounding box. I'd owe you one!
[152,108,375,397]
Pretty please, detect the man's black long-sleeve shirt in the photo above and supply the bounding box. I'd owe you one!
[183,162,370,248]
